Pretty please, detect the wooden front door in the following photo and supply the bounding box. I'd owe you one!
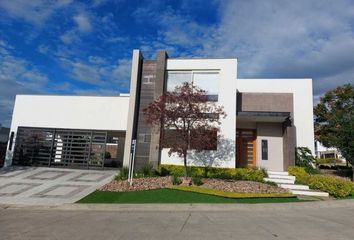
[236,129,256,168]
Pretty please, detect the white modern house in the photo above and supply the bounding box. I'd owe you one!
[4,50,315,172]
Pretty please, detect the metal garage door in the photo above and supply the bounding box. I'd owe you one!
[13,127,108,169]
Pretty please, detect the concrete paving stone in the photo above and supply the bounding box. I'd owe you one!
[25,170,71,180]
[0,166,116,205]
[0,182,42,197]
[32,184,89,198]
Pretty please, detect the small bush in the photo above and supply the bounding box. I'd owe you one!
[265,181,278,187]
[304,166,321,174]
[171,174,182,185]
[157,165,185,177]
[192,176,203,186]
[116,166,129,180]
[104,151,111,159]
[288,166,354,198]
[141,163,155,177]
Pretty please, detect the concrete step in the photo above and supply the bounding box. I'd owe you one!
[268,174,295,181]
[279,184,309,190]
[263,178,295,184]
[291,190,329,197]
[267,171,289,176]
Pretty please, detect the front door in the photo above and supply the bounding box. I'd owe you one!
[236,129,256,168]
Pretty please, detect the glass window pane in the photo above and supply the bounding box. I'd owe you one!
[192,72,219,96]
[166,72,192,92]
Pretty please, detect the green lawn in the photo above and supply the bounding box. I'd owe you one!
[77,189,301,204]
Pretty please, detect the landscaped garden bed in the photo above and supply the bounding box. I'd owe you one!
[86,164,296,204]
[99,176,288,194]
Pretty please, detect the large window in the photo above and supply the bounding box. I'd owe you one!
[166,71,192,92]
[166,71,219,101]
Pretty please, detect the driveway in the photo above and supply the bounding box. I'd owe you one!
[1,201,354,240]
[0,167,116,205]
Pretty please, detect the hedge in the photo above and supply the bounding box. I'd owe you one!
[157,164,267,182]
[288,166,354,198]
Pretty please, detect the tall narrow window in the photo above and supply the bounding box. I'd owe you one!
[8,132,14,150]
[261,140,268,160]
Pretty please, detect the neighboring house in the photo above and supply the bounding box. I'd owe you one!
[3,50,315,172]
[315,140,346,161]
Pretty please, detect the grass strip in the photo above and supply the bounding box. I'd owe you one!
[77,189,299,204]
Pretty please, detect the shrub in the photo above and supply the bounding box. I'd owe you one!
[192,176,203,186]
[208,167,265,182]
[158,165,266,182]
[104,151,111,159]
[304,166,321,175]
[141,163,155,177]
[171,174,182,185]
[316,158,344,165]
[309,175,354,198]
[295,147,317,169]
[157,165,186,177]
[265,181,278,187]
[116,166,129,180]
[288,166,354,198]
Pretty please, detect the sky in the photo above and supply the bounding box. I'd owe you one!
[0,0,354,127]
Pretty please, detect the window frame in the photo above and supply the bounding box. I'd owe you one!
[166,70,220,101]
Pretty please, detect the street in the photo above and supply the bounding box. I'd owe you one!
[1,201,354,240]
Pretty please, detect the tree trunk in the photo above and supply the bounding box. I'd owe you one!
[183,153,188,178]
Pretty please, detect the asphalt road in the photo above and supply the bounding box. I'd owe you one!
[1,201,354,240]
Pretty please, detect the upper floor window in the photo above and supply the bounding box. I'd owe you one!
[166,71,219,101]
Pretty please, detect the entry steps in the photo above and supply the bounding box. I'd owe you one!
[264,171,329,197]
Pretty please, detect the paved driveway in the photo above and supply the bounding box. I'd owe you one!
[0,167,116,205]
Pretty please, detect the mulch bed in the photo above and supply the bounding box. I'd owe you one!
[202,178,288,194]
[99,176,288,194]
[99,177,172,192]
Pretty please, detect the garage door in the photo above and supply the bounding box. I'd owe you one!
[13,127,108,169]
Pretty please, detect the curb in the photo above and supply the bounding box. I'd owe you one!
[1,199,354,212]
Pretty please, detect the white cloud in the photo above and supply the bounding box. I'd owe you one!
[59,58,101,84]
[60,31,77,44]
[73,13,92,33]
[133,0,354,96]
[0,0,72,25]
[111,58,131,86]
[58,56,131,89]
[0,40,49,126]
[88,56,106,65]
[37,45,50,55]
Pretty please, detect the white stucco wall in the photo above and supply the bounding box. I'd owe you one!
[5,95,129,167]
[237,79,315,155]
[160,58,237,168]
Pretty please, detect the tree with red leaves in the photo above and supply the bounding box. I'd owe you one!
[143,82,226,177]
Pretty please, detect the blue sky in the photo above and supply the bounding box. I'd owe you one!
[1,0,354,126]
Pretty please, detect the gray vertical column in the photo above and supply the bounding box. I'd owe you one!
[117,135,125,166]
[123,50,143,167]
[148,51,168,167]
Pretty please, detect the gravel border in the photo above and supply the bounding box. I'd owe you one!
[99,177,288,194]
